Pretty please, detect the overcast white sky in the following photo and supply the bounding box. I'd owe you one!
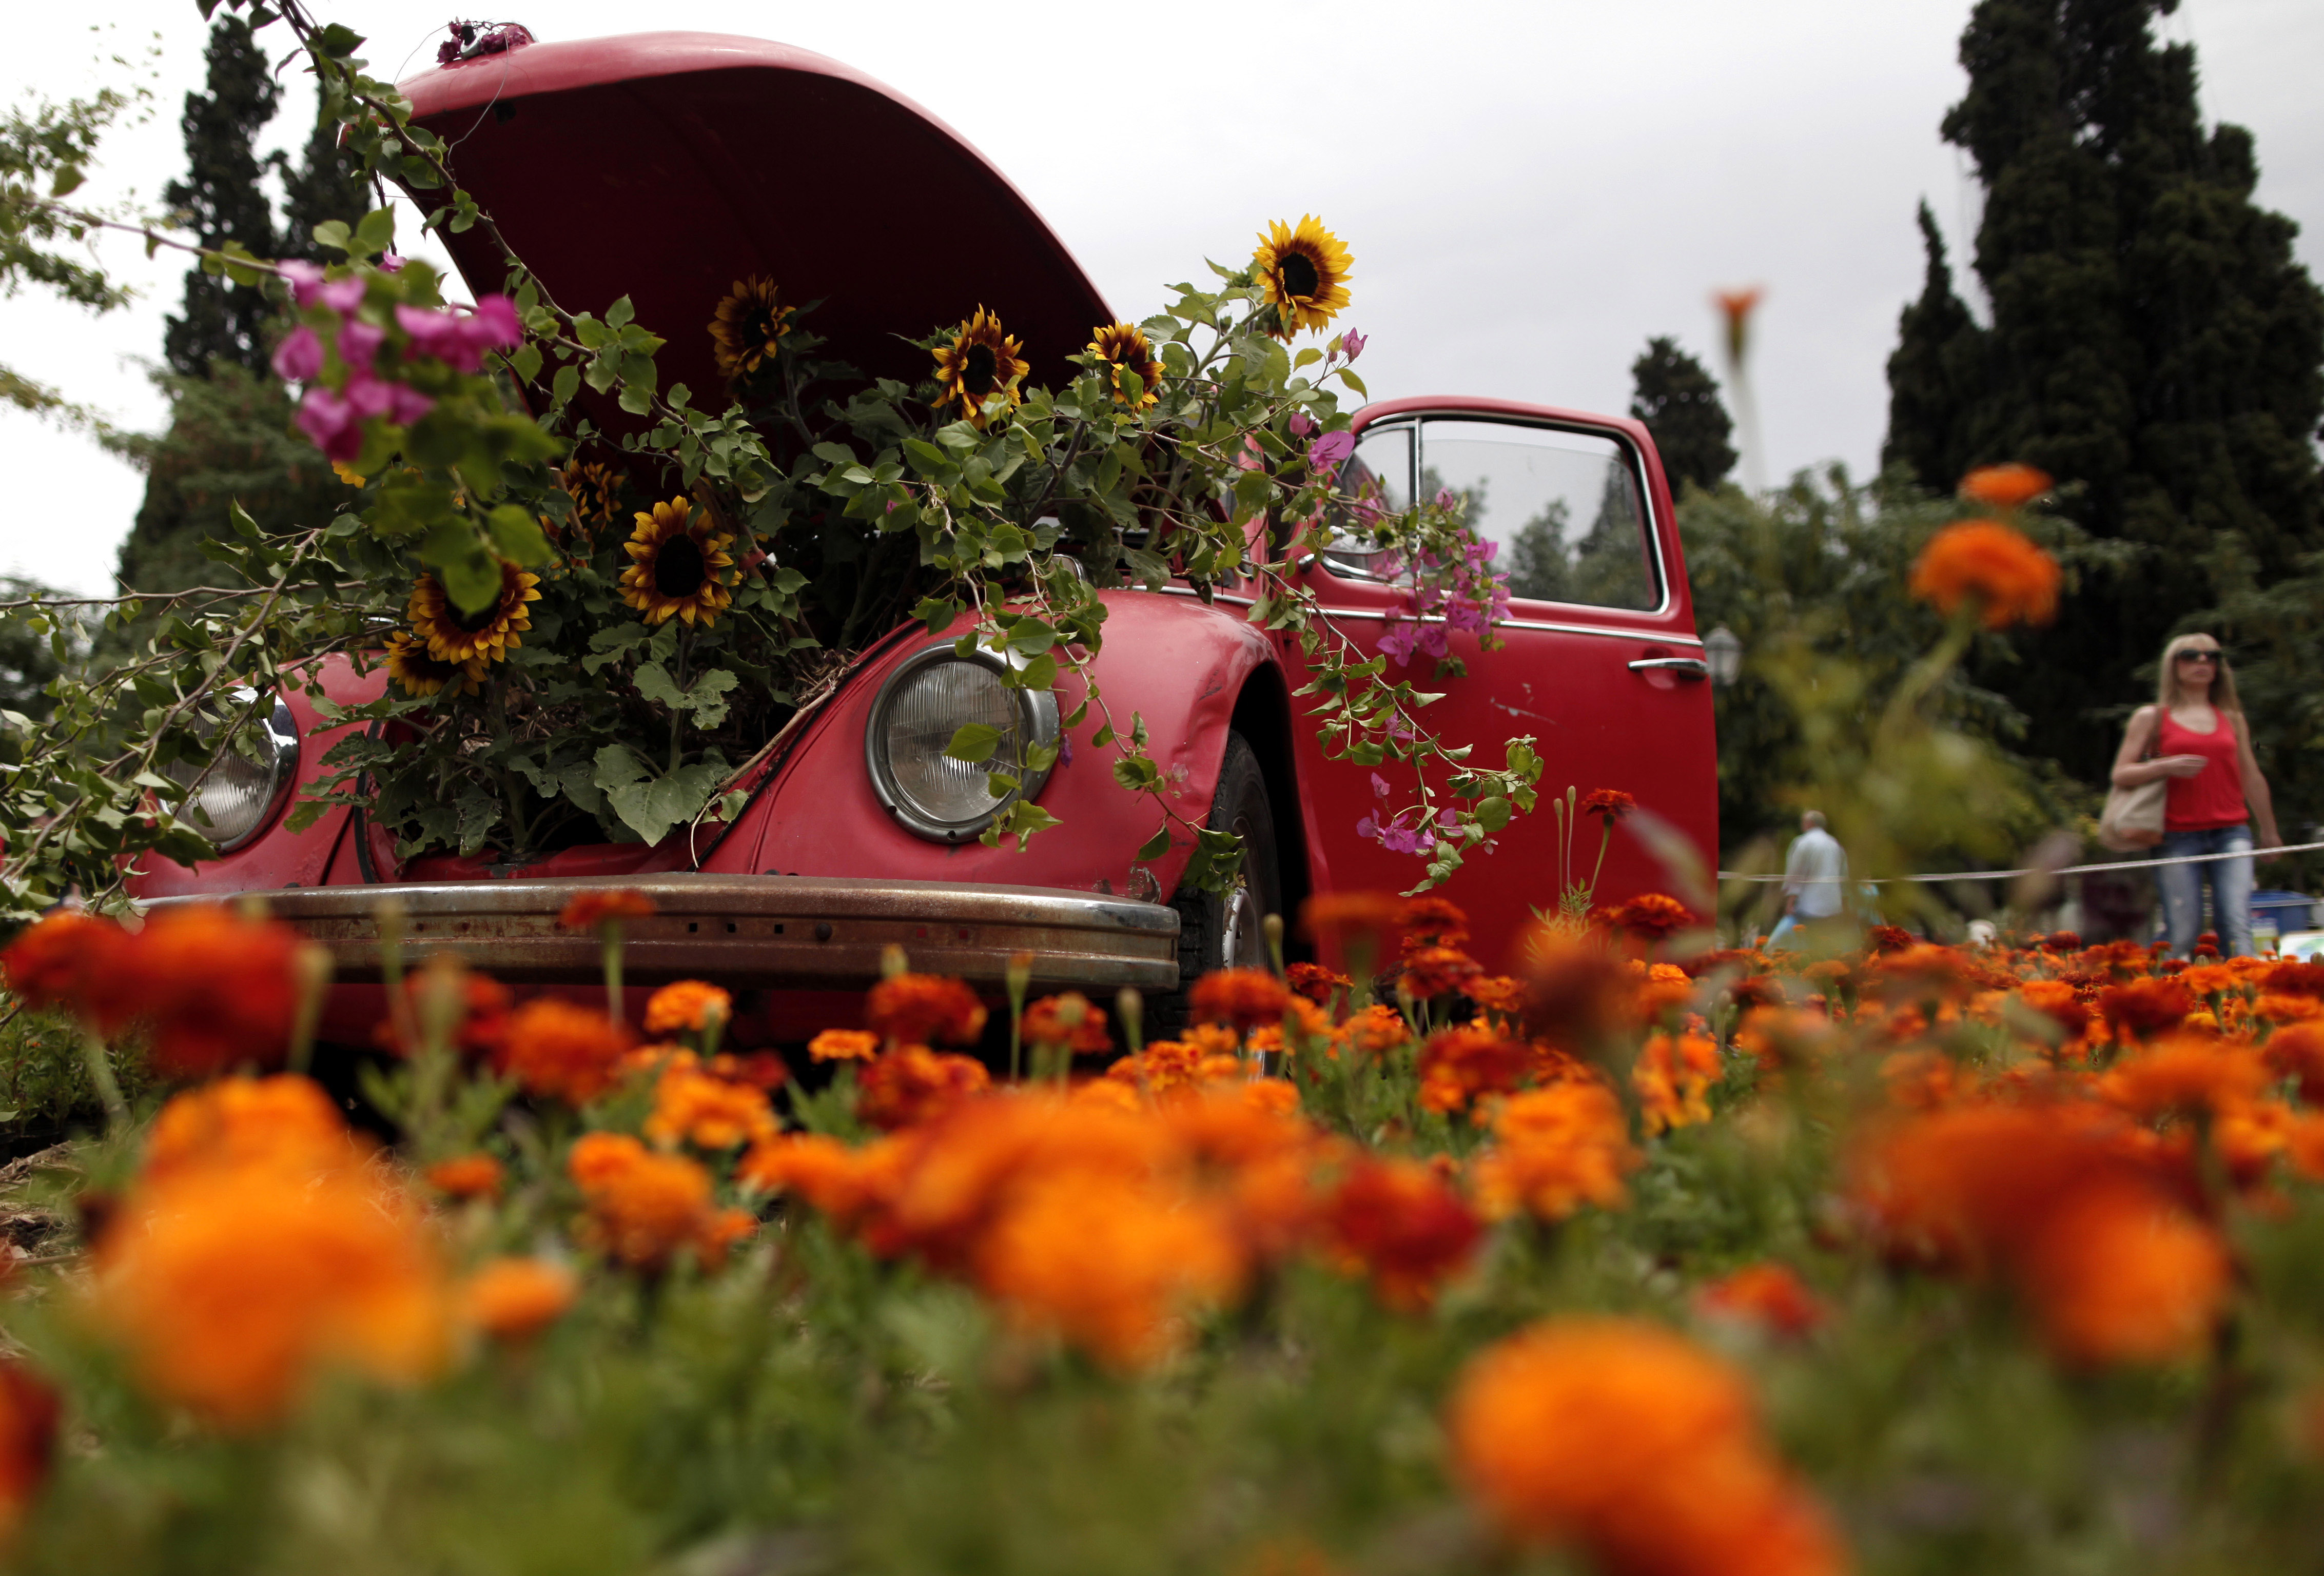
[4,0,2319,596]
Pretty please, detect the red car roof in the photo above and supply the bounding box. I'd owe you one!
[400,32,1110,405]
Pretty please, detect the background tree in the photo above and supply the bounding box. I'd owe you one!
[1883,0,2324,795]
[1628,337,1735,496]
[159,14,279,379]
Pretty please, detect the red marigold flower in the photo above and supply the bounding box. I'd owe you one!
[0,909,129,1022]
[1400,946,1484,1001]
[2262,961,2324,999]
[1285,961,1352,1006]
[1020,992,1112,1053]
[1599,893,1694,943]
[1695,1263,1826,1338]
[2013,979,2092,1047]
[1417,1025,1532,1114]
[0,1360,60,1533]
[865,974,989,1046]
[425,1152,504,1200]
[556,890,657,931]
[1520,932,1636,1055]
[2264,1022,2324,1104]
[107,904,305,1078]
[1958,462,2053,509]
[1189,968,1292,1033]
[1319,1156,1483,1311]
[808,1028,880,1062]
[1398,896,1470,950]
[2099,978,2196,1042]
[1909,520,2061,628]
[373,968,513,1060]
[1580,789,1636,822]
[856,1045,992,1131]
[496,998,633,1104]
[1867,924,1916,955]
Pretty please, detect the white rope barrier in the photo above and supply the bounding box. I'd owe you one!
[1715,838,2324,887]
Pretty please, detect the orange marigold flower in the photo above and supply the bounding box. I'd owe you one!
[1299,891,1405,954]
[2011,979,2091,1047]
[105,904,305,1077]
[2099,1034,2267,1122]
[2264,1021,2324,1103]
[1332,1003,1413,1063]
[736,1132,904,1228]
[1190,968,1292,1033]
[462,1256,577,1343]
[0,1360,58,1533]
[809,1028,879,1062]
[1246,995,1332,1056]
[1285,961,1352,1006]
[2100,977,2196,1041]
[1958,462,2053,509]
[1633,1031,1723,1135]
[865,973,989,1046]
[1399,896,1471,950]
[373,967,513,1060]
[1695,1264,1826,1338]
[1020,991,1111,1053]
[556,890,656,931]
[0,909,129,1022]
[856,1045,992,1131]
[1522,932,1636,1054]
[643,1054,777,1150]
[496,997,633,1104]
[2262,961,2324,998]
[1417,1025,1532,1115]
[1400,945,1484,1001]
[1318,1156,1482,1311]
[425,1152,504,1200]
[1446,1318,1847,1576]
[567,1132,752,1271]
[1469,974,1526,1015]
[1600,892,1694,943]
[92,1165,451,1429]
[1909,519,2060,628]
[974,1168,1245,1370]
[1471,1081,1637,1222]
[642,979,732,1037]
[2017,1178,2231,1366]
[1581,788,1636,822]
[140,1073,359,1186]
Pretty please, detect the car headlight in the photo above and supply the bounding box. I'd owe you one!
[865,643,1060,842]
[170,691,300,852]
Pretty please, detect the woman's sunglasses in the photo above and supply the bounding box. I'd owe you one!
[2176,651,2222,664]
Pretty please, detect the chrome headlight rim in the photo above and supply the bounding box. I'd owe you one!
[172,688,301,853]
[864,642,1061,843]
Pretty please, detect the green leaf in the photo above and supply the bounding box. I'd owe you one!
[1135,825,1173,861]
[49,164,83,199]
[354,206,398,255]
[311,219,353,256]
[946,723,1003,764]
[1338,368,1369,397]
[484,504,551,565]
[551,364,580,407]
[1476,796,1512,833]
[606,294,635,329]
[1005,621,1056,657]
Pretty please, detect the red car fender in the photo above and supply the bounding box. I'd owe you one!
[125,654,385,901]
[710,589,1284,903]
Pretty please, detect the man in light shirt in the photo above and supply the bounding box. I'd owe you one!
[1767,810,1847,948]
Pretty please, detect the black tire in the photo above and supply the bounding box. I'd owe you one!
[1148,731,1281,1038]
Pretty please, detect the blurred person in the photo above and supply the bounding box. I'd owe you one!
[2110,634,2281,957]
[1767,811,1846,949]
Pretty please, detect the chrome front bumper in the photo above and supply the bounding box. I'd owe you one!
[154,874,1180,992]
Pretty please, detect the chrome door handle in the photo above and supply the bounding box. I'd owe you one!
[1628,657,1710,679]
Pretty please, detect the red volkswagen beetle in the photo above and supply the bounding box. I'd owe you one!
[130,32,1717,1043]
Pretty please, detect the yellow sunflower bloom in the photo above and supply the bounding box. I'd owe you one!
[619,498,737,626]
[382,629,487,699]
[1252,215,1354,338]
[1088,321,1163,410]
[932,306,1029,427]
[556,459,622,543]
[406,561,542,668]
[709,275,794,383]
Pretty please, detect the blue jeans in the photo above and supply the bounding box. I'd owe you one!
[2157,825,2255,958]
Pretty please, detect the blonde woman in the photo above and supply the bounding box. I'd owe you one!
[2110,634,2282,957]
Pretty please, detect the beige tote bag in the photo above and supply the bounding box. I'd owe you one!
[2098,775,2166,852]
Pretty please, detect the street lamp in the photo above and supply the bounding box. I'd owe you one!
[1704,624,1742,687]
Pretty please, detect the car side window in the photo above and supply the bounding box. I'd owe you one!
[1418,420,1661,612]
[1320,422,1413,576]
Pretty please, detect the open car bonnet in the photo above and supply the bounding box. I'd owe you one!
[398,31,1110,405]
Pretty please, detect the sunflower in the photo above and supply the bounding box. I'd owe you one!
[932,306,1029,426]
[619,498,737,626]
[382,629,487,699]
[556,459,622,543]
[1252,215,1354,338]
[708,275,793,383]
[1088,321,1163,410]
[406,560,541,667]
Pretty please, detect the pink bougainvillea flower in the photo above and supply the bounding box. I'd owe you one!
[271,325,323,383]
[386,384,437,425]
[280,260,325,305]
[1288,411,1317,438]
[1341,327,1366,360]
[1309,430,1355,470]
[379,252,407,274]
[296,388,362,463]
[319,276,367,316]
[338,320,385,372]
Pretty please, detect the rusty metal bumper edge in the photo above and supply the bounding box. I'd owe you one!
[147,874,1180,992]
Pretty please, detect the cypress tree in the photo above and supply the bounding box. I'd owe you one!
[1883,0,2324,781]
[159,15,280,378]
[1628,337,1736,496]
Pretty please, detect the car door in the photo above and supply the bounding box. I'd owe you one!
[1288,399,1717,969]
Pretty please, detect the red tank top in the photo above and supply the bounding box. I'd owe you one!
[2157,708,2248,831]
